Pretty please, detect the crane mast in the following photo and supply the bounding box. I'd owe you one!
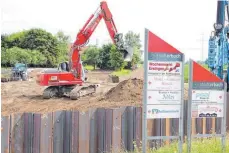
[208,0,229,89]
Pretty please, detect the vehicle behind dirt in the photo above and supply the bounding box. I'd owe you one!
[11,63,28,81]
[1,63,28,82]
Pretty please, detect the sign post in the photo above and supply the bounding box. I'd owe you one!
[187,59,227,153]
[142,28,184,153]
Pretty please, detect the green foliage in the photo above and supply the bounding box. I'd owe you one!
[110,44,126,70]
[2,31,26,49]
[84,65,94,71]
[111,69,131,76]
[29,50,47,66]
[82,31,142,71]
[1,29,70,67]
[143,137,229,153]
[1,47,47,67]
[124,31,141,49]
[56,31,71,43]
[81,45,100,69]
[131,47,141,66]
[184,64,209,83]
[124,31,142,69]
[1,28,141,70]
[97,43,113,70]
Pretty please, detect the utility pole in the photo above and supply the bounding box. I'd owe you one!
[196,33,208,62]
[201,33,204,62]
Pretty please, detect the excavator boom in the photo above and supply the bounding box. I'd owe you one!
[36,1,133,100]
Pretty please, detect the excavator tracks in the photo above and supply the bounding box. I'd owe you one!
[42,84,99,100]
[69,84,98,100]
[43,86,59,99]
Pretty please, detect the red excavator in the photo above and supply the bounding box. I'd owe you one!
[36,1,133,100]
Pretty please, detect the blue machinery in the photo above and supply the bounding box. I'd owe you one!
[208,0,229,90]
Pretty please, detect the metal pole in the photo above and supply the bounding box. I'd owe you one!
[221,82,227,153]
[178,54,185,153]
[142,28,149,153]
[187,59,193,153]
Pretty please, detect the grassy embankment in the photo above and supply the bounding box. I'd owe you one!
[122,135,229,153]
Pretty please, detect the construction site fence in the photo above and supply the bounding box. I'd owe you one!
[2,100,229,153]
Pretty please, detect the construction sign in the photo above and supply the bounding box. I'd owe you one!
[143,29,184,119]
[188,60,226,118]
[187,60,227,153]
[142,28,184,153]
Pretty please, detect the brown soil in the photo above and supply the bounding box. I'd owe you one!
[104,78,143,103]
[1,67,188,116]
[1,69,139,116]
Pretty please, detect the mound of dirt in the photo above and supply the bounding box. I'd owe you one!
[104,78,143,103]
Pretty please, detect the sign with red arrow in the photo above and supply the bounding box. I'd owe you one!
[188,60,226,118]
[142,28,185,153]
[143,28,184,118]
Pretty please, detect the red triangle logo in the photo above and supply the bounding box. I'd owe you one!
[192,61,222,82]
[147,29,181,54]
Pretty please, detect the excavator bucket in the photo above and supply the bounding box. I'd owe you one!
[122,46,134,62]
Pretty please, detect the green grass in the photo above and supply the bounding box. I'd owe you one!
[84,65,94,71]
[111,69,131,76]
[122,136,229,153]
[184,64,209,83]
[149,137,229,153]
[1,67,11,78]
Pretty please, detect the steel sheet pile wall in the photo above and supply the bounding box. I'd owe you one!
[2,104,229,153]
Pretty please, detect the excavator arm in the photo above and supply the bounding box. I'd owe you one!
[69,1,133,79]
[37,1,133,100]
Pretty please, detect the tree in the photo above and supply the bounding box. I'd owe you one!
[130,46,141,68]
[1,29,71,67]
[124,31,142,69]
[110,44,126,70]
[2,31,26,49]
[56,31,71,43]
[1,47,47,67]
[55,30,71,64]
[97,44,113,69]
[29,50,47,66]
[124,31,141,49]
[1,34,9,49]
[81,45,100,69]
[20,28,59,66]
[1,50,8,66]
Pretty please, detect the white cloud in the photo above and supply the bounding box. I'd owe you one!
[1,0,219,61]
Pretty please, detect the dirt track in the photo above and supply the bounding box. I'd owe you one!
[1,68,188,116]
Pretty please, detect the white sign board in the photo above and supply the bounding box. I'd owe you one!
[191,90,224,104]
[147,105,181,119]
[147,90,181,104]
[191,104,223,118]
[147,75,181,90]
[148,61,183,75]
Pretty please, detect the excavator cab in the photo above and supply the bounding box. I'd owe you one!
[58,61,70,72]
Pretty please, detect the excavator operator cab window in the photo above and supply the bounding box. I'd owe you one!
[59,62,70,72]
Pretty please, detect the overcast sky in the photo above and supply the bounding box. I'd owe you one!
[2,0,218,61]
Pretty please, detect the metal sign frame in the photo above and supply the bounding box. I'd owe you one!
[187,59,227,153]
[142,28,184,153]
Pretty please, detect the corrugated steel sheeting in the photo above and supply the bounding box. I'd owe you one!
[1,104,228,153]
